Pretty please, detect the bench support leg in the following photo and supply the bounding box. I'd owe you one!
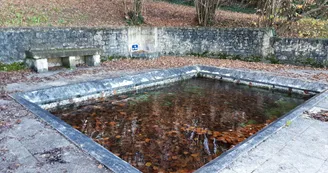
[63,56,76,69]
[86,54,101,66]
[33,58,48,73]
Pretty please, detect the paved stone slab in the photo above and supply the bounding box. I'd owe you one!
[222,117,314,173]
[315,99,328,109]
[220,168,238,173]
[253,147,324,173]
[316,160,328,173]
[221,113,328,173]
[17,127,71,154]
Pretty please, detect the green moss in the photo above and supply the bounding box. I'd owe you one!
[184,85,203,95]
[265,55,280,64]
[246,119,257,125]
[0,62,26,72]
[158,0,194,6]
[135,94,150,102]
[295,56,322,68]
[242,55,262,62]
[231,55,241,60]
[101,55,127,62]
[265,99,299,119]
[322,60,328,68]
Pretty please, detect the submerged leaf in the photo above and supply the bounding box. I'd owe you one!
[145,162,152,167]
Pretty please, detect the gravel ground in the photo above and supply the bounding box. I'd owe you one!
[1,56,328,172]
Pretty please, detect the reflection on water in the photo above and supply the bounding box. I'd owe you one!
[52,78,308,173]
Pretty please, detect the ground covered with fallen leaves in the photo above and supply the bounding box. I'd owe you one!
[307,110,328,122]
[0,0,257,28]
[1,56,328,88]
[0,0,326,38]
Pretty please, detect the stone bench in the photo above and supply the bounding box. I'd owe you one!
[25,48,103,73]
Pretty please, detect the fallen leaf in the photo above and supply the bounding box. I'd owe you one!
[145,162,152,167]
[109,121,116,126]
[213,131,221,137]
[119,111,127,115]
[191,153,199,157]
[72,125,80,129]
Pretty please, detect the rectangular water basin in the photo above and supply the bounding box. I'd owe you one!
[12,65,328,173]
[51,78,308,172]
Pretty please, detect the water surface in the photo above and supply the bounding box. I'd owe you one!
[52,78,308,173]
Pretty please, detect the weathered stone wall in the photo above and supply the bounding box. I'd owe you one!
[273,38,328,65]
[0,27,129,63]
[0,27,327,66]
[157,27,273,57]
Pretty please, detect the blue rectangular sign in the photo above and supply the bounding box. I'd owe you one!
[132,44,139,51]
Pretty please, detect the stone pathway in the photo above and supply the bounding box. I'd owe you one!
[1,66,328,173]
[221,106,328,173]
[0,100,111,173]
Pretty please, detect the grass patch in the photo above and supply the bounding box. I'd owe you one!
[0,62,26,72]
[220,5,257,14]
[101,55,128,62]
[0,3,86,27]
[265,55,280,64]
[159,0,194,6]
[0,5,49,26]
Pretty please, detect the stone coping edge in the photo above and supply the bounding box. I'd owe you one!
[198,65,328,93]
[17,65,328,107]
[11,65,328,173]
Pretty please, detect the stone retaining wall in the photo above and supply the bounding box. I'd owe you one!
[157,27,273,57]
[273,38,328,65]
[0,27,327,66]
[0,27,128,63]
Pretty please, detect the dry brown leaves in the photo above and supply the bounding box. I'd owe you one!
[0,0,257,28]
[307,110,328,122]
[1,56,328,86]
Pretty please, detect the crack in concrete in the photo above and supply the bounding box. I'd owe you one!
[315,158,328,173]
[290,163,301,173]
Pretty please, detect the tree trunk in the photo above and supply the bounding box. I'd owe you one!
[195,0,221,26]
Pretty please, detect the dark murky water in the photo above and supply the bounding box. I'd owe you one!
[51,78,308,173]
